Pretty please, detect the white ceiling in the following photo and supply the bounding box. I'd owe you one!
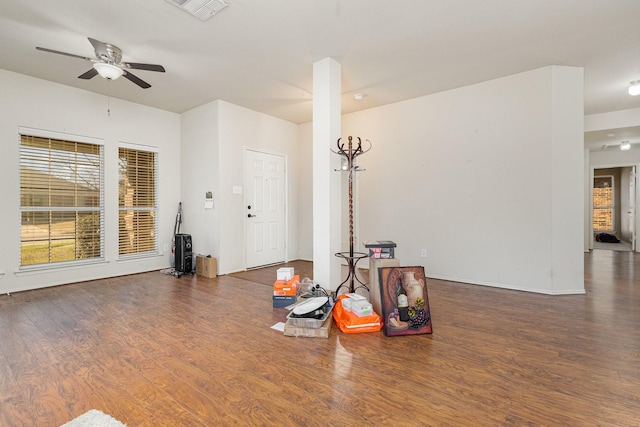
[584,125,640,152]
[1,1,639,143]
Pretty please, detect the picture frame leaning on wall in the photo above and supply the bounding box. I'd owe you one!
[378,266,432,336]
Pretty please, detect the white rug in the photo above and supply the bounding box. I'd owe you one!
[60,410,127,427]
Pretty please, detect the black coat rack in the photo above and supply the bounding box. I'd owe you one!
[331,136,372,296]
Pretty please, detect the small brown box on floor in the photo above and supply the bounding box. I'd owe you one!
[196,255,217,278]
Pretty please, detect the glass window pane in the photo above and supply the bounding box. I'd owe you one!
[20,134,103,266]
[118,147,157,256]
[593,176,613,232]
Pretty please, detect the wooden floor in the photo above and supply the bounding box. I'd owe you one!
[1,251,639,427]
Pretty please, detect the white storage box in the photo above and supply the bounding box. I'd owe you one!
[277,267,295,281]
[352,300,373,317]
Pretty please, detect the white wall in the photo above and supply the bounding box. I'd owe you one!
[315,66,585,294]
[590,148,640,166]
[549,66,584,294]
[181,100,300,275]
[585,108,640,132]
[180,101,220,261]
[1,65,589,295]
[0,69,180,294]
[297,122,314,260]
[584,148,591,251]
[620,166,633,242]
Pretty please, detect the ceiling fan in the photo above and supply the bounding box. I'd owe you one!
[36,37,165,89]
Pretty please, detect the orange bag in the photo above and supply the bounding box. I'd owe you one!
[333,295,383,334]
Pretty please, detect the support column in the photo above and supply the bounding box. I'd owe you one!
[312,57,342,291]
[550,65,584,293]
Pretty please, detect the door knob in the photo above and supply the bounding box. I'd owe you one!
[248,214,256,218]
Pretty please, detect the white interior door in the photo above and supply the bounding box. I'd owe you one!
[245,150,286,268]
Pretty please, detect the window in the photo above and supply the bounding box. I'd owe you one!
[20,132,104,267]
[593,176,614,232]
[118,146,158,256]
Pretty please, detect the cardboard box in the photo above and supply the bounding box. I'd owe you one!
[284,313,333,338]
[276,267,295,281]
[286,305,333,328]
[273,295,297,308]
[195,255,217,278]
[273,275,300,296]
[368,247,395,259]
[364,240,396,259]
[363,240,397,248]
[273,280,290,296]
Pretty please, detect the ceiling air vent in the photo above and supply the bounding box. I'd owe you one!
[166,0,228,21]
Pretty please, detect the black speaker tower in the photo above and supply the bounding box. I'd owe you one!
[174,233,192,274]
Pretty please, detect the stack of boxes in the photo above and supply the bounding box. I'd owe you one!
[272,267,334,338]
[333,294,382,334]
[272,267,300,308]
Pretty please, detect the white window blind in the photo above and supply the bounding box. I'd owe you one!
[20,134,104,266]
[118,147,158,256]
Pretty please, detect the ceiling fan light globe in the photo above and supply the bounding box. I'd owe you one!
[628,81,640,96]
[620,141,631,151]
[93,63,124,80]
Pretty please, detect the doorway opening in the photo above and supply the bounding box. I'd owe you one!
[592,167,635,252]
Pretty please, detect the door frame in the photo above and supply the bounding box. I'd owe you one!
[243,147,288,269]
[589,163,640,252]
[631,166,637,251]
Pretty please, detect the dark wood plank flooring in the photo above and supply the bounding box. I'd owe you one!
[1,252,639,426]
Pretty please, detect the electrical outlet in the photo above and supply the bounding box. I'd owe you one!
[421,249,427,258]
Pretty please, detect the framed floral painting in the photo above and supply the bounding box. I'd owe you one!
[378,266,432,336]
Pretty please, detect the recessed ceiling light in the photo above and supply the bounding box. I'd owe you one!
[607,133,616,137]
[354,93,366,101]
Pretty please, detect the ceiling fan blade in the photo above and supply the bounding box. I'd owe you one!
[87,37,109,58]
[123,70,151,89]
[123,62,166,72]
[36,46,93,62]
[78,68,98,80]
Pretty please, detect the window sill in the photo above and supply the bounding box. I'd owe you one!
[116,252,163,263]
[16,259,110,276]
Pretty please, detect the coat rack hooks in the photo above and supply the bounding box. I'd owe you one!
[331,136,372,176]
